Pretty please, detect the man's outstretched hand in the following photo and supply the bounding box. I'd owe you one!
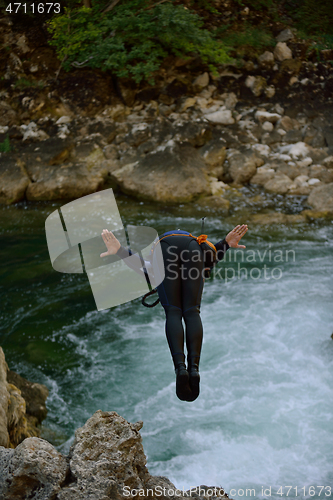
[225,224,248,248]
[100,229,121,257]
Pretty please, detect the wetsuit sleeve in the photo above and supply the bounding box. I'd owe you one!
[214,238,230,263]
[202,238,229,278]
[115,245,153,278]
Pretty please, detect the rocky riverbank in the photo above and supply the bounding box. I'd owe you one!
[0,348,230,500]
[0,15,333,221]
[0,409,231,500]
[0,347,48,449]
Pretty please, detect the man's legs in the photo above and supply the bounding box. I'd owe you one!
[156,239,191,401]
[156,236,204,401]
[181,239,204,400]
[157,240,184,367]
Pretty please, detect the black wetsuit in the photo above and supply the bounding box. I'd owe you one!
[155,231,229,370]
[115,229,229,372]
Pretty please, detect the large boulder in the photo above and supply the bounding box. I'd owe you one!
[307,147,330,164]
[249,213,306,225]
[149,118,175,144]
[274,42,292,61]
[199,139,227,177]
[261,130,284,146]
[255,110,281,124]
[180,97,197,112]
[0,409,231,500]
[278,115,299,131]
[125,122,151,147]
[284,130,303,144]
[58,411,149,500]
[274,162,306,180]
[0,102,17,127]
[322,155,333,169]
[264,173,296,194]
[224,92,238,110]
[0,349,9,447]
[7,370,49,423]
[227,150,258,185]
[303,125,325,147]
[111,142,211,203]
[279,142,310,159]
[88,119,117,141]
[245,75,267,97]
[196,195,230,215]
[25,147,110,201]
[250,166,275,186]
[0,158,31,204]
[276,28,294,43]
[21,122,50,142]
[193,72,209,89]
[307,183,333,211]
[6,383,38,447]
[26,163,108,201]
[0,437,68,500]
[174,121,212,147]
[0,347,49,448]
[309,165,333,184]
[204,108,235,125]
[258,51,275,68]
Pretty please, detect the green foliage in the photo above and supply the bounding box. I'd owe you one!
[303,34,333,62]
[191,0,220,16]
[232,0,273,10]
[47,0,230,83]
[287,0,333,36]
[218,24,275,58]
[14,78,44,89]
[0,135,11,153]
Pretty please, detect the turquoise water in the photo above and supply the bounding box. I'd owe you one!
[1,199,333,500]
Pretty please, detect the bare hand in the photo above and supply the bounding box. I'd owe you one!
[100,229,121,257]
[225,224,248,248]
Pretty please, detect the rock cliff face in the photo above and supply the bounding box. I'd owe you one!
[0,410,230,500]
[0,347,230,500]
[0,347,49,449]
[0,15,333,220]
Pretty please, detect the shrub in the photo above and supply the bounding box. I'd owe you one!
[47,0,230,83]
[294,0,333,35]
[217,24,275,58]
[14,78,44,89]
[0,135,11,153]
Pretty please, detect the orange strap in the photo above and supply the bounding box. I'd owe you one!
[198,235,217,253]
[156,233,217,253]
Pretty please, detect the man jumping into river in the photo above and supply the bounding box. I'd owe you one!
[100,224,248,402]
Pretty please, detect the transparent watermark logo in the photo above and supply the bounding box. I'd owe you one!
[45,189,165,311]
[122,485,228,497]
[211,245,295,283]
[161,245,295,283]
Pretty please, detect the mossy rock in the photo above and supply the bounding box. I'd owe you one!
[195,195,230,214]
[249,213,307,225]
[301,209,333,220]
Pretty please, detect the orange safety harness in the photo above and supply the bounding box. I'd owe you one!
[156,233,217,254]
